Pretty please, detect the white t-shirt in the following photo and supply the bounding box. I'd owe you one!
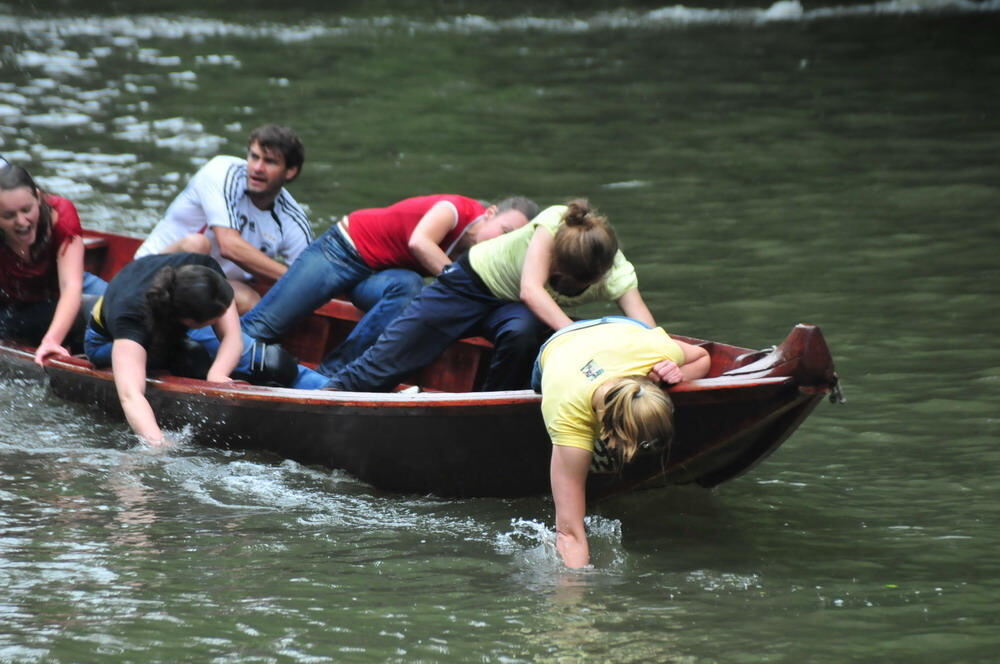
[134,155,313,281]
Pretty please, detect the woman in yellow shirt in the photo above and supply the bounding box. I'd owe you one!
[533,317,710,568]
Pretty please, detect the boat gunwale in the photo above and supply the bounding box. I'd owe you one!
[1,339,809,410]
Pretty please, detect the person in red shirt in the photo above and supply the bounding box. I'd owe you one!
[241,194,538,376]
[0,164,107,364]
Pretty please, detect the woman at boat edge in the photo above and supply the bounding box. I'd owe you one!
[0,163,107,364]
[324,199,655,392]
[533,317,710,568]
[84,253,243,447]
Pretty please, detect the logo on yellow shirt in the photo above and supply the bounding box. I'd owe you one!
[580,359,604,381]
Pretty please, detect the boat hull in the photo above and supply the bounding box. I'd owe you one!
[1,230,841,500]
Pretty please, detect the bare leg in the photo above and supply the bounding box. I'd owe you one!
[230,280,261,314]
[161,233,212,254]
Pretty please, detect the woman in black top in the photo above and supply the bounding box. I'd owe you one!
[85,253,242,447]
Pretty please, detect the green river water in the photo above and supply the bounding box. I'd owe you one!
[2,1,999,662]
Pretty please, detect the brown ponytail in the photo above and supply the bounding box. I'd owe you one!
[551,199,618,288]
[145,263,234,362]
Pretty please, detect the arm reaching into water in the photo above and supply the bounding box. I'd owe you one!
[550,443,593,569]
[111,338,169,447]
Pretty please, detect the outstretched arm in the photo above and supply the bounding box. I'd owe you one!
[550,444,593,568]
[34,236,85,365]
[520,227,574,331]
[111,338,167,446]
[205,302,242,383]
[214,226,288,281]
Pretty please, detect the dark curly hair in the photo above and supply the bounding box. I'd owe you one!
[144,264,234,362]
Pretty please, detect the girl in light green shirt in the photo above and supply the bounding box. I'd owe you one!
[325,199,659,393]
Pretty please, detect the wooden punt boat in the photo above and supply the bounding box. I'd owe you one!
[0,230,842,500]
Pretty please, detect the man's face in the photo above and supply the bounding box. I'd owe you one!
[473,209,530,244]
[245,141,298,197]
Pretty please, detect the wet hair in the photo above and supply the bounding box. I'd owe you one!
[0,163,53,263]
[247,124,305,173]
[493,196,539,221]
[551,199,619,290]
[599,375,675,466]
[145,264,234,361]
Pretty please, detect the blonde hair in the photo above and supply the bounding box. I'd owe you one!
[551,199,618,287]
[599,375,675,465]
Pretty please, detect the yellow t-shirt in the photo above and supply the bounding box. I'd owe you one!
[467,204,638,305]
[539,322,685,453]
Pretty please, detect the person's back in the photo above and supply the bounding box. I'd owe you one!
[345,194,487,273]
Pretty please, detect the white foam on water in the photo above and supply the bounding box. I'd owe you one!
[495,514,628,572]
[15,49,98,77]
[108,116,226,156]
[32,175,94,198]
[167,70,199,90]
[0,91,30,106]
[136,48,182,66]
[20,112,92,128]
[3,1,999,46]
[686,568,763,592]
[161,453,490,545]
[0,149,31,163]
[602,180,650,190]
[194,54,242,67]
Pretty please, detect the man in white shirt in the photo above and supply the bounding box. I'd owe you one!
[134,124,313,312]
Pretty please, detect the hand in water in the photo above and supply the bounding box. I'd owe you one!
[140,433,176,449]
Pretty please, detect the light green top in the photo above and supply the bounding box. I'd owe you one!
[467,204,638,305]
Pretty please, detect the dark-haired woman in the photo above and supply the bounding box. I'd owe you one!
[324,200,655,392]
[532,317,710,568]
[0,164,107,364]
[84,253,243,446]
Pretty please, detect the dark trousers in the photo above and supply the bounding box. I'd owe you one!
[0,294,101,353]
[327,262,549,392]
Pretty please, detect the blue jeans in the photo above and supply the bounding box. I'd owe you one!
[83,272,108,296]
[240,226,424,376]
[84,325,331,390]
[326,261,550,392]
[530,316,652,393]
